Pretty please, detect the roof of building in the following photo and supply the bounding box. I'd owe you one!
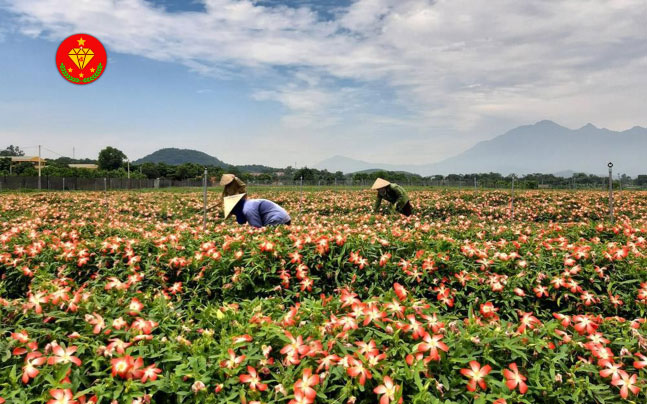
[10,156,46,163]
[68,164,99,169]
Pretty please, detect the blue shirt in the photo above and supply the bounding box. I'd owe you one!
[232,199,291,228]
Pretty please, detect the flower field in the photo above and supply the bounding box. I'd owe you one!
[2,188,647,404]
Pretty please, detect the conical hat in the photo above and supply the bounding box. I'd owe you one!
[223,193,246,219]
[371,178,391,190]
[220,174,235,186]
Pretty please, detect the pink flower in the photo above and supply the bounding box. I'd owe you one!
[611,371,640,399]
[502,363,527,394]
[48,343,82,366]
[47,389,77,404]
[373,376,402,404]
[191,381,206,393]
[140,364,162,383]
[460,361,492,391]
[294,368,320,401]
[240,366,268,392]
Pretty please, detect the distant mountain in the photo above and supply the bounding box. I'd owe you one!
[315,121,647,176]
[134,148,227,167]
[352,168,420,175]
[314,156,428,174]
[431,120,647,175]
[314,156,418,174]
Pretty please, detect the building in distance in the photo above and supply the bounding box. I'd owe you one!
[68,164,98,170]
[11,156,46,166]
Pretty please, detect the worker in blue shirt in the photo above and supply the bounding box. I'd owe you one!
[224,193,291,228]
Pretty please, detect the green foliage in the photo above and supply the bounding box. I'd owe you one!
[353,170,423,185]
[98,146,127,171]
[170,163,203,180]
[293,167,345,183]
[82,63,103,83]
[1,190,647,403]
[0,145,24,157]
[139,162,161,179]
[0,157,10,172]
[59,63,79,83]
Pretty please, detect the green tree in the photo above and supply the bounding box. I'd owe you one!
[294,167,315,182]
[0,145,25,156]
[0,157,10,173]
[173,163,202,180]
[635,175,647,186]
[353,172,370,184]
[98,147,127,171]
[257,173,273,183]
[140,162,161,179]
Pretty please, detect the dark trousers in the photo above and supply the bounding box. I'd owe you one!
[400,201,413,217]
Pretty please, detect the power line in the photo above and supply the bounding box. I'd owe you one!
[11,145,69,157]
[42,146,68,158]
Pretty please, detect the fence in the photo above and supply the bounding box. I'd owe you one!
[248,179,637,190]
[0,176,203,191]
[0,176,642,191]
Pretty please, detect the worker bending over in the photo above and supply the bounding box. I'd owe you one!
[372,178,412,216]
[224,193,291,228]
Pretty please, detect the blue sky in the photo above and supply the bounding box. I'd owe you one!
[0,0,645,167]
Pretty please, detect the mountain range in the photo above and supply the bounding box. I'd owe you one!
[314,121,647,176]
[132,121,647,176]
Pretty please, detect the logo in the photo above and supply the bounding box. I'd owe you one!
[56,34,107,85]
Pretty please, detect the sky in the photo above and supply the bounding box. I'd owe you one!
[0,0,645,167]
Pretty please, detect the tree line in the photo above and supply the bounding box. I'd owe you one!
[2,145,647,187]
[0,146,232,181]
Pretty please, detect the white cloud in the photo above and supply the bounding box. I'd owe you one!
[2,0,646,164]
[253,87,333,113]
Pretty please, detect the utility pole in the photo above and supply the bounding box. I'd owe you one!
[608,162,614,223]
[299,176,303,219]
[127,159,130,179]
[72,147,75,160]
[203,168,208,231]
[38,145,42,190]
[510,175,515,221]
[104,177,108,217]
[617,173,622,191]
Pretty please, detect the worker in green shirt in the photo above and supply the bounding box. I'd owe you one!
[371,178,412,216]
[220,174,247,198]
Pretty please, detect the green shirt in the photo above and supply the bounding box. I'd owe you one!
[374,183,409,214]
[222,177,247,198]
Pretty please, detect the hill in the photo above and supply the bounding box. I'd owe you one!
[236,164,278,173]
[314,155,420,174]
[315,121,647,176]
[351,168,420,176]
[133,148,227,166]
